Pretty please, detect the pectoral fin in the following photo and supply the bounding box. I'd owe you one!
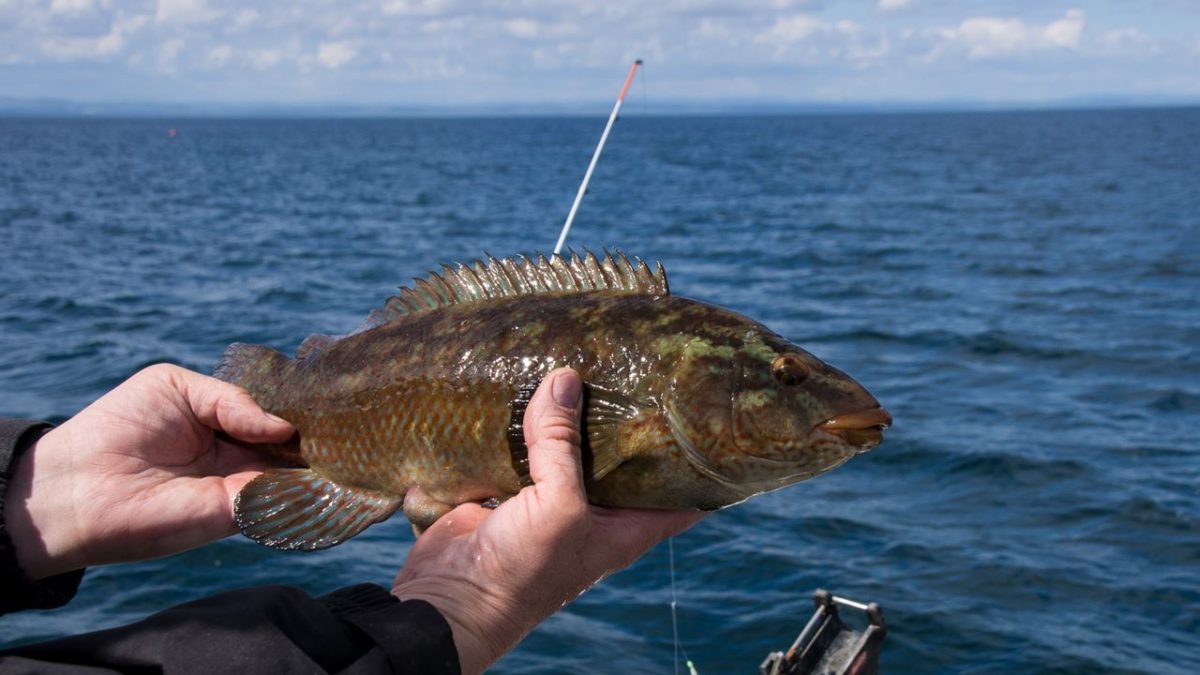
[235,468,402,551]
[582,384,645,481]
[507,381,645,487]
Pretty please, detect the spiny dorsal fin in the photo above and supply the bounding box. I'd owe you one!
[296,333,339,360]
[359,249,668,332]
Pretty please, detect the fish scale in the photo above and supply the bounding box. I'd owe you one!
[217,251,889,550]
[296,380,519,499]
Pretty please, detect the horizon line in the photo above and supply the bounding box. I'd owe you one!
[2,95,1198,119]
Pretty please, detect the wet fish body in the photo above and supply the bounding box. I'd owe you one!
[218,251,890,550]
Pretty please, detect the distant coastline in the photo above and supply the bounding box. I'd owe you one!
[2,96,1198,119]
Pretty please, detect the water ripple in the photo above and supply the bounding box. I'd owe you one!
[2,110,1198,673]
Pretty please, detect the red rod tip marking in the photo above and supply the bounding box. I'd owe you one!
[617,60,642,102]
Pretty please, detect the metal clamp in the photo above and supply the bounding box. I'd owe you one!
[760,589,886,675]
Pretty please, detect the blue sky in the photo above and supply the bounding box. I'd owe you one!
[1,1,1197,107]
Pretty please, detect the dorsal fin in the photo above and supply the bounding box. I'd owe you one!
[358,249,668,332]
[296,333,339,360]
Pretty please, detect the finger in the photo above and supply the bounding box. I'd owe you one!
[523,368,585,503]
[155,364,294,442]
[394,503,491,588]
[212,437,287,475]
[424,502,490,540]
[220,470,267,504]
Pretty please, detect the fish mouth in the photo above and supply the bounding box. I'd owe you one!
[818,407,892,451]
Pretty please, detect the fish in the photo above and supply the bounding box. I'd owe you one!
[216,250,891,550]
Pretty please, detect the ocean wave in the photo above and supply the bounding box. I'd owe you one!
[3,111,1199,673]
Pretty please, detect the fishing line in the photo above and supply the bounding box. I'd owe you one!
[669,536,699,675]
[670,536,679,675]
[652,64,699,675]
[624,64,696,675]
[552,60,698,673]
[639,60,647,112]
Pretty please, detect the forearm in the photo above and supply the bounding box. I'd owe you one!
[0,419,85,615]
[0,583,461,674]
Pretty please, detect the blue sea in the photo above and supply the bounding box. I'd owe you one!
[1,109,1197,673]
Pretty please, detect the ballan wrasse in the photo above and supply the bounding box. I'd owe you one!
[217,251,891,550]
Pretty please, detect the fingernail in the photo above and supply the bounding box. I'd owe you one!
[551,372,582,408]
[264,412,287,424]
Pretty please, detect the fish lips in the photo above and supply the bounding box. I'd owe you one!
[816,407,892,452]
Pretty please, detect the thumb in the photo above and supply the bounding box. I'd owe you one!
[523,368,585,502]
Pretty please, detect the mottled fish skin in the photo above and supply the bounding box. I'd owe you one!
[218,251,889,549]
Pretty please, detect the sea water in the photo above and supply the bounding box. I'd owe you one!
[1,110,1197,673]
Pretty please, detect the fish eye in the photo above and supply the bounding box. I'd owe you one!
[771,354,809,386]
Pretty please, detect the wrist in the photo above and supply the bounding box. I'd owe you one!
[392,577,521,675]
[4,428,86,581]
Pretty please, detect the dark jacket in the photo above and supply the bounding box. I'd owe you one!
[0,419,459,674]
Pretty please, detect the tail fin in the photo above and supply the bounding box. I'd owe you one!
[215,342,289,391]
[215,343,300,463]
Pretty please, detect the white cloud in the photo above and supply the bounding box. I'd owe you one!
[49,0,94,15]
[660,0,805,12]
[691,17,733,41]
[316,41,356,69]
[38,13,148,60]
[156,36,184,71]
[419,17,468,34]
[846,32,891,67]
[381,0,457,17]
[1094,26,1162,60]
[1102,28,1152,49]
[934,8,1085,60]
[754,14,886,66]
[503,18,539,39]
[878,0,910,13]
[159,37,184,58]
[1043,9,1084,49]
[156,0,219,25]
[248,48,282,70]
[230,9,258,32]
[502,16,580,41]
[206,43,232,67]
[39,31,123,59]
[0,0,1196,105]
[759,15,824,44]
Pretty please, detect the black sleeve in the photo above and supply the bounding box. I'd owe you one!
[0,419,461,674]
[0,583,460,674]
[0,419,86,615]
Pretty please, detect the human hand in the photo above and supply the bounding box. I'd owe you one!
[391,369,707,674]
[5,364,294,580]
